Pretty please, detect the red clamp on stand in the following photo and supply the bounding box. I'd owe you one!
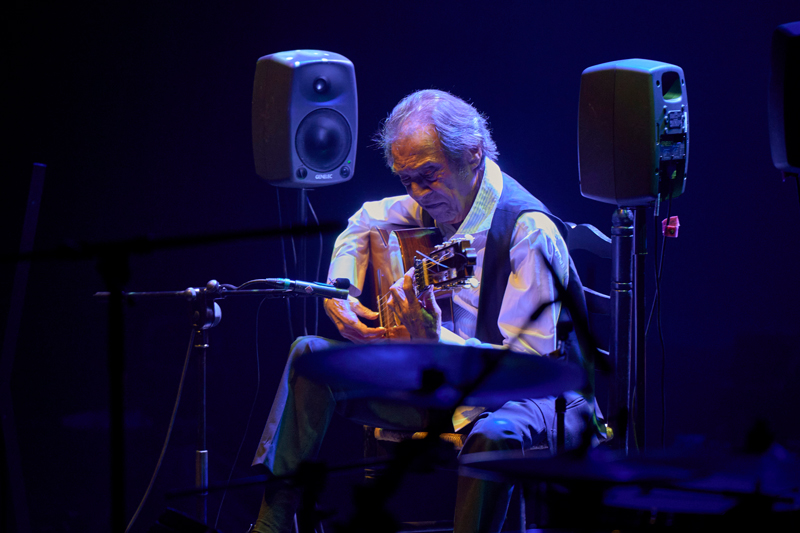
[661,216,680,237]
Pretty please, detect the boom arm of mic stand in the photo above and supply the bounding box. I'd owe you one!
[93,278,350,301]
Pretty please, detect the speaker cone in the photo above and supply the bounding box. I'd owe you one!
[295,108,351,172]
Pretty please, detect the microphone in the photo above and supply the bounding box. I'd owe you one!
[330,278,351,290]
[264,278,349,300]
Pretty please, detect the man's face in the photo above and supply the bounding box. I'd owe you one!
[390,124,480,225]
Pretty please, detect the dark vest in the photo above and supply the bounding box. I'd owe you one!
[475,174,566,344]
[473,173,605,436]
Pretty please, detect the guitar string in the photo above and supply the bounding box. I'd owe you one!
[375,260,436,318]
[374,258,467,321]
[372,240,474,329]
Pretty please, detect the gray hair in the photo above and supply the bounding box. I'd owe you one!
[376,89,499,170]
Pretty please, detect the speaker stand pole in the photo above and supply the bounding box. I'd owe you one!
[609,208,633,454]
[632,207,648,452]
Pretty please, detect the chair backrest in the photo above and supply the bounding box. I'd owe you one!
[564,222,615,444]
[565,223,611,357]
[371,223,615,451]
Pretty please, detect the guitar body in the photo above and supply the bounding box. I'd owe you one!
[367,225,452,332]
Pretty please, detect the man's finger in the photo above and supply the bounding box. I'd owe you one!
[351,300,379,320]
[421,290,441,315]
[388,286,404,305]
[344,325,386,343]
[356,324,386,336]
[402,272,420,309]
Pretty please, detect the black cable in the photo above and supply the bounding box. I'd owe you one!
[305,194,323,336]
[648,206,660,335]
[126,328,195,533]
[213,297,265,528]
[275,188,295,341]
[651,205,663,450]
[636,207,658,454]
[645,185,674,450]
[658,238,667,450]
[646,194,671,336]
[631,177,673,453]
[659,193,673,450]
[294,193,305,337]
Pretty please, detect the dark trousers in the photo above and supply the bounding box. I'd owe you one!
[251,336,596,533]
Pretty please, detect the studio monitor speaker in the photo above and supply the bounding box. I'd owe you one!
[769,22,800,176]
[253,50,357,188]
[579,58,688,206]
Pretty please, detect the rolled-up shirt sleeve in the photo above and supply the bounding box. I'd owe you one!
[498,211,569,355]
[327,195,424,296]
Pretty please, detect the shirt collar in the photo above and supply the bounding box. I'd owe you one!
[438,158,503,239]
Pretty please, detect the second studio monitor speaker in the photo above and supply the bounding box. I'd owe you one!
[253,50,357,188]
[578,58,689,206]
[769,21,800,177]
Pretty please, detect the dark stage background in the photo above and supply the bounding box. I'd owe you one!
[5,1,799,531]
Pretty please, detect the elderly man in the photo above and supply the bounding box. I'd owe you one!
[251,89,603,533]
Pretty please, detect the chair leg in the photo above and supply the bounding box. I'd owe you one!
[294,513,325,533]
[528,481,549,529]
[555,395,566,454]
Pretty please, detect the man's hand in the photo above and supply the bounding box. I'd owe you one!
[323,295,386,344]
[387,268,441,341]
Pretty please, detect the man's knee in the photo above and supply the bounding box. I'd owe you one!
[288,336,336,365]
[461,417,524,454]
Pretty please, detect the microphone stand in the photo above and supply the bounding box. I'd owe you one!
[94,277,347,526]
[0,221,342,533]
[188,281,222,524]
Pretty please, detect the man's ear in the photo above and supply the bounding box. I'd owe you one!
[468,146,483,170]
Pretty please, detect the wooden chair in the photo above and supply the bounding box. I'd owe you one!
[359,222,613,532]
[566,222,612,355]
[564,222,613,443]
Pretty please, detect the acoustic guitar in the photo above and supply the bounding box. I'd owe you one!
[366,225,477,337]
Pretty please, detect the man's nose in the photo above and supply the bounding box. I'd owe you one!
[409,181,430,197]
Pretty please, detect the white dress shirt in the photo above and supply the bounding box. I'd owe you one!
[328,159,570,357]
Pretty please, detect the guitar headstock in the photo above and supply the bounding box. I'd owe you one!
[413,238,477,294]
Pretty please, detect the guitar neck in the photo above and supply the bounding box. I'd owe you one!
[375,264,427,329]
[370,226,442,331]
[375,239,476,330]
